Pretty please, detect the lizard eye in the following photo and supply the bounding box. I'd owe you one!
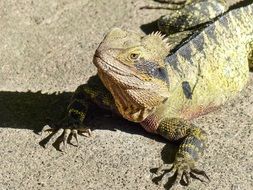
[130,53,140,60]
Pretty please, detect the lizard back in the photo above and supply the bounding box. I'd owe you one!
[160,3,253,120]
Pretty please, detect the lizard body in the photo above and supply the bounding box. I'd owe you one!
[157,0,228,35]
[95,2,252,127]
[148,0,229,54]
[43,1,253,188]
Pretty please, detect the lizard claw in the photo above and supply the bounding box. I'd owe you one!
[155,161,209,188]
[40,124,56,133]
[40,123,91,151]
[71,129,79,146]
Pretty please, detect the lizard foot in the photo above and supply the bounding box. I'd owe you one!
[155,159,210,188]
[40,121,91,151]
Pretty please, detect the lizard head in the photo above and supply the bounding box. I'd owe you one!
[93,28,171,122]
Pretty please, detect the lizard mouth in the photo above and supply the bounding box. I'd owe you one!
[93,51,147,90]
[93,54,142,89]
[93,51,132,77]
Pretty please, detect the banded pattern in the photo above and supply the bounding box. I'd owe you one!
[66,75,116,125]
[165,3,253,116]
[156,118,207,163]
[158,0,227,35]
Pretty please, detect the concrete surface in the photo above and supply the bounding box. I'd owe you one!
[0,0,252,190]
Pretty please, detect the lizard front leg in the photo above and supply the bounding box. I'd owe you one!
[155,118,209,187]
[42,75,115,150]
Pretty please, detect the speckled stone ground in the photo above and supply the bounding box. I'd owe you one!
[0,0,252,190]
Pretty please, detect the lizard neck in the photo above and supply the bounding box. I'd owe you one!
[98,70,156,122]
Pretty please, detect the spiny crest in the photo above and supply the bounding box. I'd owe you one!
[148,31,172,50]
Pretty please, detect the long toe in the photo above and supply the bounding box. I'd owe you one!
[78,127,92,137]
[156,163,174,175]
[190,168,210,183]
[71,129,79,146]
[183,171,192,185]
[159,166,177,186]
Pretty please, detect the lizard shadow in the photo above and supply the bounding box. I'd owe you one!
[140,19,159,35]
[0,90,169,142]
[0,91,72,133]
[0,90,180,188]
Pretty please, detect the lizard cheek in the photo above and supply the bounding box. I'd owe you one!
[134,58,169,84]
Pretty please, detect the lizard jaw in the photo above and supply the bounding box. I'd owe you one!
[93,52,150,90]
[93,52,132,77]
[92,28,170,121]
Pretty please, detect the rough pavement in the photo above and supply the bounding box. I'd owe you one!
[0,0,252,189]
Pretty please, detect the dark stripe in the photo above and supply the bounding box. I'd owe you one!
[134,58,170,84]
[166,54,183,75]
[205,24,218,43]
[219,14,229,28]
[178,45,193,65]
[182,81,192,99]
[174,14,189,32]
[192,33,204,52]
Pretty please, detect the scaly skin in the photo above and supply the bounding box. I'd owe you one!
[142,0,226,11]
[42,2,253,189]
[157,0,228,35]
[144,0,228,52]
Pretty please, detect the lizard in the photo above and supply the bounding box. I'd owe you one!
[142,0,229,50]
[42,1,253,189]
[156,0,228,35]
